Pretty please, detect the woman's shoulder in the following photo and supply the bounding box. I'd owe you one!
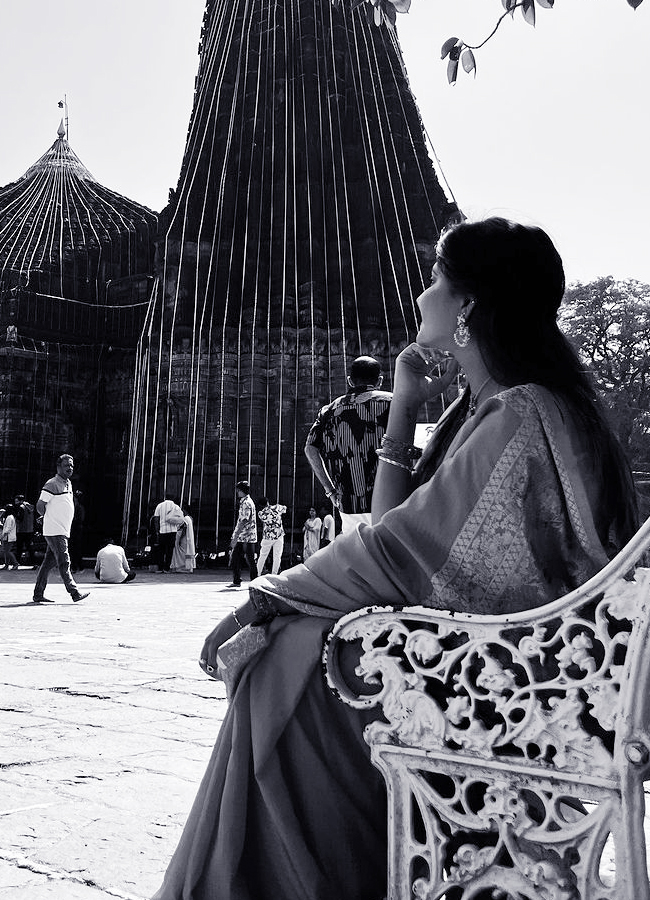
[449,384,569,460]
[479,383,564,425]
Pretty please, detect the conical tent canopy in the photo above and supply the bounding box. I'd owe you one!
[0,121,157,310]
[0,124,157,538]
[124,0,458,550]
[21,119,95,182]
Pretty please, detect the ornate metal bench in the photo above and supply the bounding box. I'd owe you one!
[324,518,650,900]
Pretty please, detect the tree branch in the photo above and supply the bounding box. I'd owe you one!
[463,3,526,52]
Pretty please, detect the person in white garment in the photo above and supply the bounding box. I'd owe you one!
[319,506,336,548]
[94,539,136,584]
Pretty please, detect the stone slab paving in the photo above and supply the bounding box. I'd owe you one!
[0,566,248,899]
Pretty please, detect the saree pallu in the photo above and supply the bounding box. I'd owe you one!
[153,385,618,900]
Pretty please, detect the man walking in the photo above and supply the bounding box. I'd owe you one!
[33,454,89,604]
[305,356,391,533]
[228,481,257,587]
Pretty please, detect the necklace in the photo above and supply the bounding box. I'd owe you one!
[468,375,495,416]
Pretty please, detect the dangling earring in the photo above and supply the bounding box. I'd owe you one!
[454,312,470,348]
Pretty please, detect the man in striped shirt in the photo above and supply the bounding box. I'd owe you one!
[305,356,391,534]
[33,454,90,604]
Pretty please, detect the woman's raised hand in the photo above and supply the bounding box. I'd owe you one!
[392,344,459,410]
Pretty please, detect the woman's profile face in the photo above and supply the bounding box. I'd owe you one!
[416,263,463,352]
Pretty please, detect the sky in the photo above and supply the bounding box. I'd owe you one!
[0,0,648,287]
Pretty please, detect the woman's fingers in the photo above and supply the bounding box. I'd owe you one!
[437,356,460,385]
[200,626,222,671]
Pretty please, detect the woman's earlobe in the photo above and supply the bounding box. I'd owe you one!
[462,298,476,319]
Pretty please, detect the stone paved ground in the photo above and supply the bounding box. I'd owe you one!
[0,565,246,899]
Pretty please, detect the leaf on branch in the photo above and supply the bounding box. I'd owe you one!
[382,0,397,26]
[502,0,519,14]
[627,0,644,7]
[461,48,477,75]
[441,36,460,59]
[537,0,555,7]
[447,56,459,85]
[522,0,536,26]
[390,0,412,12]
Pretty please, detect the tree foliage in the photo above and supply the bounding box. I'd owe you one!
[336,0,646,82]
[560,277,650,482]
[440,0,644,83]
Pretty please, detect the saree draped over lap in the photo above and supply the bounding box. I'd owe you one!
[153,385,621,900]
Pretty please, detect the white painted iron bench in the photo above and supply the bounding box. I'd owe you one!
[324,518,650,899]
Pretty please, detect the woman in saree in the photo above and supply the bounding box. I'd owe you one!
[170,507,196,573]
[301,507,322,561]
[152,218,637,900]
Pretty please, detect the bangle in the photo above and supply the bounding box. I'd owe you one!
[232,609,244,630]
[376,449,413,472]
[381,435,422,460]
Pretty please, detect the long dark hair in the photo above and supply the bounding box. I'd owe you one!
[432,217,637,545]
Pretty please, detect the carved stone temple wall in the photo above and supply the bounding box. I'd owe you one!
[125,0,458,551]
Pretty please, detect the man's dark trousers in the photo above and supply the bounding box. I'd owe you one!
[231,542,258,585]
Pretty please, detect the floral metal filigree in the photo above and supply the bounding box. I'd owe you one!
[324,557,650,900]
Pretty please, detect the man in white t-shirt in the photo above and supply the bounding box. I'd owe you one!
[33,454,90,604]
[320,507,336,548]
[95,539,136,584]
[152,496,185,572]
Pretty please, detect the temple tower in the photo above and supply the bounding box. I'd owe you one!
[0,123,157,543]
[125,0,457,549]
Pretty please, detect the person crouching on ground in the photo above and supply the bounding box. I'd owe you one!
[95,538,136,584]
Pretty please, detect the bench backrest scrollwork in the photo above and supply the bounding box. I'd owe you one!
[324,518,650,900]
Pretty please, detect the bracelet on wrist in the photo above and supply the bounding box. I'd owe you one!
[232,609,244,630]
[376,449,413,472]
[381,434,422,460]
